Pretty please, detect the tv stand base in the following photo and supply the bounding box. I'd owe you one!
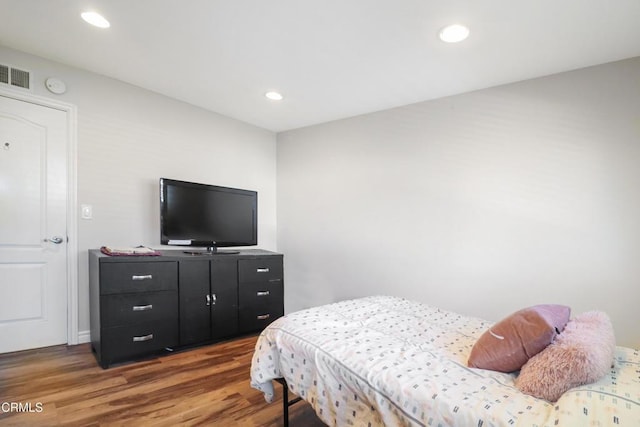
[182,250,240,255]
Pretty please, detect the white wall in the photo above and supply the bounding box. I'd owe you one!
[277,57,640,348]
[0,46,277,337]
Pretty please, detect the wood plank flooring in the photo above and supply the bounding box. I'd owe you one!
[0,335,325,426]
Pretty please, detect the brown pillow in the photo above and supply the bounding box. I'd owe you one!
[468,304,571,372]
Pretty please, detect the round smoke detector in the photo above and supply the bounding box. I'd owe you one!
[45,77,67,94]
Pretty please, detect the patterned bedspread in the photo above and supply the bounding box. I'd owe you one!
[250,296,640,426]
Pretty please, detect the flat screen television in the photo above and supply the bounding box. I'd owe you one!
[160,178,257,254]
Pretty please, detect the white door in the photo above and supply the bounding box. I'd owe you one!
[0,95,68,353]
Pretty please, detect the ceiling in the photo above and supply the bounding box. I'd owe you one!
[1,0,640,132]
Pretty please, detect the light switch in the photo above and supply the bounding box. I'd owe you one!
[81,204,93,220]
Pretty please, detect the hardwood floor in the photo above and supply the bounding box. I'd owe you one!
[0,335,325,426]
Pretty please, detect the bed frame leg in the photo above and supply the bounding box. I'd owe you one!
[276,378,303,427]
[282,382,290,427]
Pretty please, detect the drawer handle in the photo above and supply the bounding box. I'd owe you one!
[132,334,154,342]
[256,314,270,320]
[268,278,281,283]
[132,274,153,281]
[256,291,270,296]
[256,268,270,273]
[132,304,153,311]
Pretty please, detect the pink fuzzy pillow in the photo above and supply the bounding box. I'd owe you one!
[515,311,615,402]
[468,304,571,372]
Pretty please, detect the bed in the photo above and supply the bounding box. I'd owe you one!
[250,296,640,426]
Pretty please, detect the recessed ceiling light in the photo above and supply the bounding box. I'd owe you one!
[439,24,469,43]
[265,91,284,101]
[81,11,110,29]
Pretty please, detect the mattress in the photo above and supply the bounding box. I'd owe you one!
[250,296,640,426]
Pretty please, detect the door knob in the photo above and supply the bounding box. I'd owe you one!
[44,236,64,244]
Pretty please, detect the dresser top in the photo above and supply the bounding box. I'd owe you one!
[90,248,282,262]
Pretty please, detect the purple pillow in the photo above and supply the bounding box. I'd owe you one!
[515,311,616,401]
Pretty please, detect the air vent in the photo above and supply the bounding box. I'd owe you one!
[11,68,30,89]
[0,64,31,90]
[0,65,8,84]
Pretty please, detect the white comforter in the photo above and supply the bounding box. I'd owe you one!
[250,296,640,426]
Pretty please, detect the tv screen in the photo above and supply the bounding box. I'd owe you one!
[160,178,257,252]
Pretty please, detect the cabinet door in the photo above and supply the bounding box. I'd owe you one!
[179,260,211,345]
[211,258,238,339]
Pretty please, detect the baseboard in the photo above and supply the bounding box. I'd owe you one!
[77,329,91,344]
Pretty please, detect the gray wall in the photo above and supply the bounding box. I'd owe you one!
[3,44,638,348]
[277,57,640,348]
[1,46,277,338]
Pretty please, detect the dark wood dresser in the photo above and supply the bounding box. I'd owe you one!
[89,249,283,368]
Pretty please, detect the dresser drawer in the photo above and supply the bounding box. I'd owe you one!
[101,320,179,363]
[100,262,178,294]
[239,303,283,332]
[238,281,283,309]
[101,291,178,328]
[238,258,283,284]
